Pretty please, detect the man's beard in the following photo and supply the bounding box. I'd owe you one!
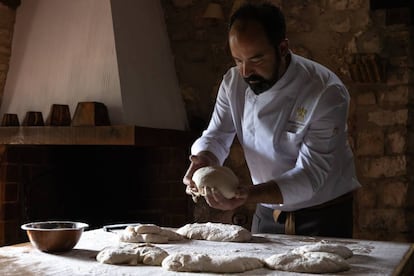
[244,65,280,95]
[244,75,276,95]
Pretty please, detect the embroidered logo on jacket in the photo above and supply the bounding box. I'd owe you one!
[296,107,307,122]
[286,107,307,133]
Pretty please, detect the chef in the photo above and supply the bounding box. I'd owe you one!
[183,1,360,238]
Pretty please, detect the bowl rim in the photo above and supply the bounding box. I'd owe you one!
[21,221,89,231]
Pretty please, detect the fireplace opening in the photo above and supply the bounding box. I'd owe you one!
[2,144,194,245]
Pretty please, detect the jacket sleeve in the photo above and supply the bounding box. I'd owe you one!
[276,84,351,205]
[191,80,237,165]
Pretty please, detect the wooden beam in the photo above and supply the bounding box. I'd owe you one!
[0,126,196,147]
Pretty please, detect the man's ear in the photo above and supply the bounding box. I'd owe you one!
[279,39,289,57]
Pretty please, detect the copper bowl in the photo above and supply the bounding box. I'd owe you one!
[21,221,89,253]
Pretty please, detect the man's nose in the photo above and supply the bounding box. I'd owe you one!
[241,62,253,78]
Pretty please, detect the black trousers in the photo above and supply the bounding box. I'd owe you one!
[251,194,354,238]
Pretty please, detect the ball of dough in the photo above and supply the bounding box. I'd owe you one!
[192,166,239,199]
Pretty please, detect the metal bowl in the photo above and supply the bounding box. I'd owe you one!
[21,221,89,253]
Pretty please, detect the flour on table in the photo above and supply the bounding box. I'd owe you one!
[176,222,251,242]
[162,253,263,273]
[291,241,353,259]
[119,224,184,243]
[265,251,350,273]
[96,244,168,266]
[192,166,239,199]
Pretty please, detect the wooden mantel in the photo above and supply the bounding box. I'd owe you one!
[0,126,196,147]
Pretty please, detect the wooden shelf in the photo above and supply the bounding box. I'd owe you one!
[0,125,196,147]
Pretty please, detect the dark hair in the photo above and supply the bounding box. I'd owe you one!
[229,1,286,47]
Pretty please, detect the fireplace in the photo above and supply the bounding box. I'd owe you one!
[0,126,197,246]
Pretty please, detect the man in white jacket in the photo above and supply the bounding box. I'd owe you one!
[183,2,360,238]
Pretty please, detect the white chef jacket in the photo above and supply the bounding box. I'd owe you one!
[191,53,361,211]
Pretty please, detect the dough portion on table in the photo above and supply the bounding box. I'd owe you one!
[119,224,184,243]
[140,233,169,244]
[159,228,185,241]
[265,251,350,273]
[291,241,353,259]
[162,253,263,273]
[96,244,168,266]
[135,224,162,234]
[176,222,251,242]
[192,166,239,199]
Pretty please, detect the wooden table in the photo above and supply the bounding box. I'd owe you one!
[1,229,413,275]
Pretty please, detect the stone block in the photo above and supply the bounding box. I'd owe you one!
[330,17,351,33]
[385,128,406,154]
[328,0,347,10]
[378,85,409,106]
[359,155,406,178]
[356,128,384,156]
[380,180,408,208]
[387,68,414,85]
[358,31,382,54]
[348,0,365,10]
[287,19,312,33]
[358,208,408,232]
[356,92,376,105]
[368,109,408,126]
[355,184,376,208]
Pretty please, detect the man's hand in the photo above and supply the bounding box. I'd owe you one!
[183,151,219,198]
[204,185,248,211]
[204,180,284,210]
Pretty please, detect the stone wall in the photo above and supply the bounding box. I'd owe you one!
[161,0,414,242]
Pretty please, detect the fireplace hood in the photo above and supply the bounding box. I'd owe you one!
[0,0,188,137]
